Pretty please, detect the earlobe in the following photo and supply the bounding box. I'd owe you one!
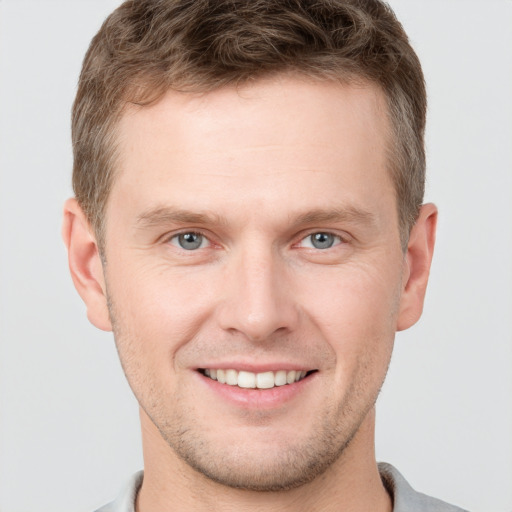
[62,198,112,332]
[396,203,438,332]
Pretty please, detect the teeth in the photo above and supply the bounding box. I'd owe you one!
[274,370,287,386]
[202,368,310,389]
[256,371,275,389]
[226,369,238,386]
[238,371,256,388]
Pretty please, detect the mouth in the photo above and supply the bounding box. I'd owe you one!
[198,368,317,389]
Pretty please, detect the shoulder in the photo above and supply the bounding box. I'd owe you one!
[379,463,469,512]
[93,471,143,512]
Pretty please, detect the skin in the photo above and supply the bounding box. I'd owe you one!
[63,75,437,511]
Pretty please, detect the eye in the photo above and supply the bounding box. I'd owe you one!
[299,232,341,250]
[170,232,209,250]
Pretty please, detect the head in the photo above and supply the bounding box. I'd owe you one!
[72,0,426,253]
[64,0,436,497]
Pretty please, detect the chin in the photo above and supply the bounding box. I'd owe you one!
[177,444,344,492]
[156,413,359,492]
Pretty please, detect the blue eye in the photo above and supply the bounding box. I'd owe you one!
[171,232,208,250]
[300,232,340,249]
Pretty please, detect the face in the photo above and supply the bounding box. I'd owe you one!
[101,76,407,490]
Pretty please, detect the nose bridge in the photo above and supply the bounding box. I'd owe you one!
[219,239,297,341]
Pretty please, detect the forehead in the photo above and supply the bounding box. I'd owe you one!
[109,76,394,228]
[118,75,390,156]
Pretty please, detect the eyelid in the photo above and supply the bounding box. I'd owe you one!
[171,232,210,250]
[160,228,349,250]
[294,230,348,248]
[163,229,214,248]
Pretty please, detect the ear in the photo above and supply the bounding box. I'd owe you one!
[62,198,112,331]
[397,203,438,331]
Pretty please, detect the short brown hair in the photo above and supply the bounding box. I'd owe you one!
[72,0,426,249]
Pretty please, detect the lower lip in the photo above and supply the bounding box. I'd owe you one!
[197,372,316,409]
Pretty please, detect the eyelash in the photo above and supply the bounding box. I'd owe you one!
[166,230,346,252]
[296,232,343,250]
[168,231,212,251]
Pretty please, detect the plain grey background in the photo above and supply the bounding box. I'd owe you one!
[0,1,511,511]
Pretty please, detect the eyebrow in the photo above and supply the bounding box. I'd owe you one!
[135,206,226,228]
[135,205,376,230]
[290,207,377,228]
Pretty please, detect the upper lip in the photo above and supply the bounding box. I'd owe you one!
[195,362,316,373]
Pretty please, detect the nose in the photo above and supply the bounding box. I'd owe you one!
[217,244,299,343]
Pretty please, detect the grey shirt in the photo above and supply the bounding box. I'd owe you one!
[95,463,468,512]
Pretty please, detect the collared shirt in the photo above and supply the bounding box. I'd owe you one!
[95,463,469,512]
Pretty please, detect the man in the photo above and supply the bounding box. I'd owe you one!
[62,0,467,510]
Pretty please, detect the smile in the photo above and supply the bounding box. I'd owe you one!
[199,368,315,389]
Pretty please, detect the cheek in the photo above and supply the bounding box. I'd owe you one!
[300,260,401,328]
[106,261,222,358]
[297,262,400,377]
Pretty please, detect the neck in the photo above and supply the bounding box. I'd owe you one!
[136,408,392,512]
